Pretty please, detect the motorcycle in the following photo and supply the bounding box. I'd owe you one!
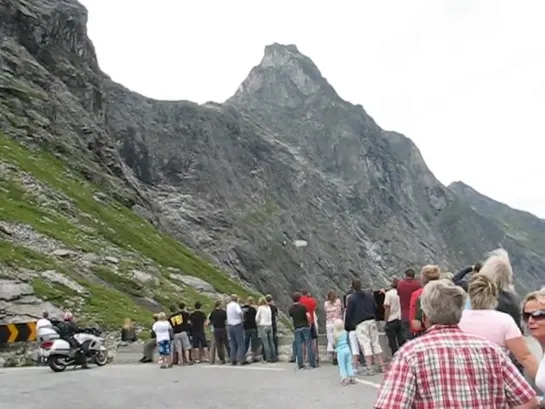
[38,324,108,372]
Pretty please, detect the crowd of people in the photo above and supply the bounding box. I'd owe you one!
[133,246,545,407]
[139,295,282,368]
[374,248,545,409]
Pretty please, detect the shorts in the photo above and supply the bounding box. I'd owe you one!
[172,331,191,352]
[348,331,360,355]
[157,340,171,356]
[310,323,318,340]
[191,332,207,348]
[355,319,383,355]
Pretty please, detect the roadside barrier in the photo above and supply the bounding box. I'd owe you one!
[0,322,37,344]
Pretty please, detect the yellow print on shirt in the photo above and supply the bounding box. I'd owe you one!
[170,314,183,326]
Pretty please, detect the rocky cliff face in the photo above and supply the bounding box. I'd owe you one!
[1,0,544,327]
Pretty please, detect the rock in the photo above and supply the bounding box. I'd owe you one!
[51,249,77,258]
[0,223,13,236]
[0,280,34,301]
[81,252,101,265]
[170,274,215,293]
[0,0,543,322]
[131,270,159,285]
[105,256,119,264]
[40,270,88,294]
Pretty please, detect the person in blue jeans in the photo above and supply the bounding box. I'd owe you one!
[289,292,316,369]
[333,318,356,385]
[226,294,248,365]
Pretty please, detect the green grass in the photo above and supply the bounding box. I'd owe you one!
[0,133,260,328]
[0,239,57,270]
[91,265,145,297]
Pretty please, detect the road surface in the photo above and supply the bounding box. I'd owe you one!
[0,362,383,409]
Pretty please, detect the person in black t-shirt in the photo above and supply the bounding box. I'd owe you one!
[189,302,208,363]
[289,292,315,369]
[168,303,191,365]
[208,300,229,364]
[265,294,279,361]
[242,297,258,363]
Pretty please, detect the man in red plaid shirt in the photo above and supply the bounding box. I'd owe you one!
[375,279,539,409]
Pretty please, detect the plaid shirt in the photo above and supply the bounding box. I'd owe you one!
[374,325,536,409]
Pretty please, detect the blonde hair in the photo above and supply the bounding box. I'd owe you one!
[479,248,514,292]
[247,296,255,305]
[421,265,441,286]
[521,289,545,312]
[122,317,133,329]
[440,271,454,280]
[258,297,267,306]
[333,318,345,340]
[468,273,498,310]
[157,312,166,320]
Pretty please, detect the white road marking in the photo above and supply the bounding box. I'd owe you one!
[202,365,286,371]
[355,378,381,389]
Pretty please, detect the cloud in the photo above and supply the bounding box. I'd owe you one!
[80,0,545,218]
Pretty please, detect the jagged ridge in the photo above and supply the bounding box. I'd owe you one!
[1,0,544,323]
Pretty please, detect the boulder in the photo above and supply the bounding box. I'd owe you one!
[104,256,119,264]
[51,249,78,258]
[170,274,215,293]
[131,270,159,285]
[40,270,88,294]
[0,280,34,301]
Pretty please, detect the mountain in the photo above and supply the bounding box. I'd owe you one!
[1,0,544,331]
[448,182,545,288]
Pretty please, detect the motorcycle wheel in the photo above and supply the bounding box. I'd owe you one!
[48,355,68,372]
[94,350,108,366]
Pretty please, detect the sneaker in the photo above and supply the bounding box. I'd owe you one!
[361,367,375,376]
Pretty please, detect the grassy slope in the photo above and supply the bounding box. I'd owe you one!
[0,133,257,328]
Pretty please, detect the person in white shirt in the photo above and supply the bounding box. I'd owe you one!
[383,278,405,355]
[36,311,53,331]
[226,294,246,365]
[256,297,276,362]
[152,312,173,368]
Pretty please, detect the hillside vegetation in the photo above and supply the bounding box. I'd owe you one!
[0,133,255,328]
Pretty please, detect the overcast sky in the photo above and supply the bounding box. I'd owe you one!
[80,0,544,218]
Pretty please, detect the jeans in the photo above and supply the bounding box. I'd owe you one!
[294,327,315,368]
[385,319,405,355]
[258,325,276,361]
[228,324,245,363]
[401,318,414,341]
[337,346,354,379]
[142,339,155,360]
[245,328,259,353]
[214,328,229,362]
[272,328,278,357]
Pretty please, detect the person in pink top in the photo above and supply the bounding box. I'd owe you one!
[324,290,342,364]
[459,273,538,379]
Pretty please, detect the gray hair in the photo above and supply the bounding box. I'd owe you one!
[421,279,467,325]
[479,248,514,292]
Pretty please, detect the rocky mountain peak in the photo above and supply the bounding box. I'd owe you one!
[229,43,338,109]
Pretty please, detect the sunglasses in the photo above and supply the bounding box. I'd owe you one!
[523,309,545,322]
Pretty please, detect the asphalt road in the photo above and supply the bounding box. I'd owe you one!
[0,362,383,409]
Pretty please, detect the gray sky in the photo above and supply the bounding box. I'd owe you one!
[80,0,544,218]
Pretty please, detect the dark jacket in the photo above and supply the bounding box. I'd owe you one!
[497,290,522,331]
[344,290,376,331]
[452,266,472,290]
